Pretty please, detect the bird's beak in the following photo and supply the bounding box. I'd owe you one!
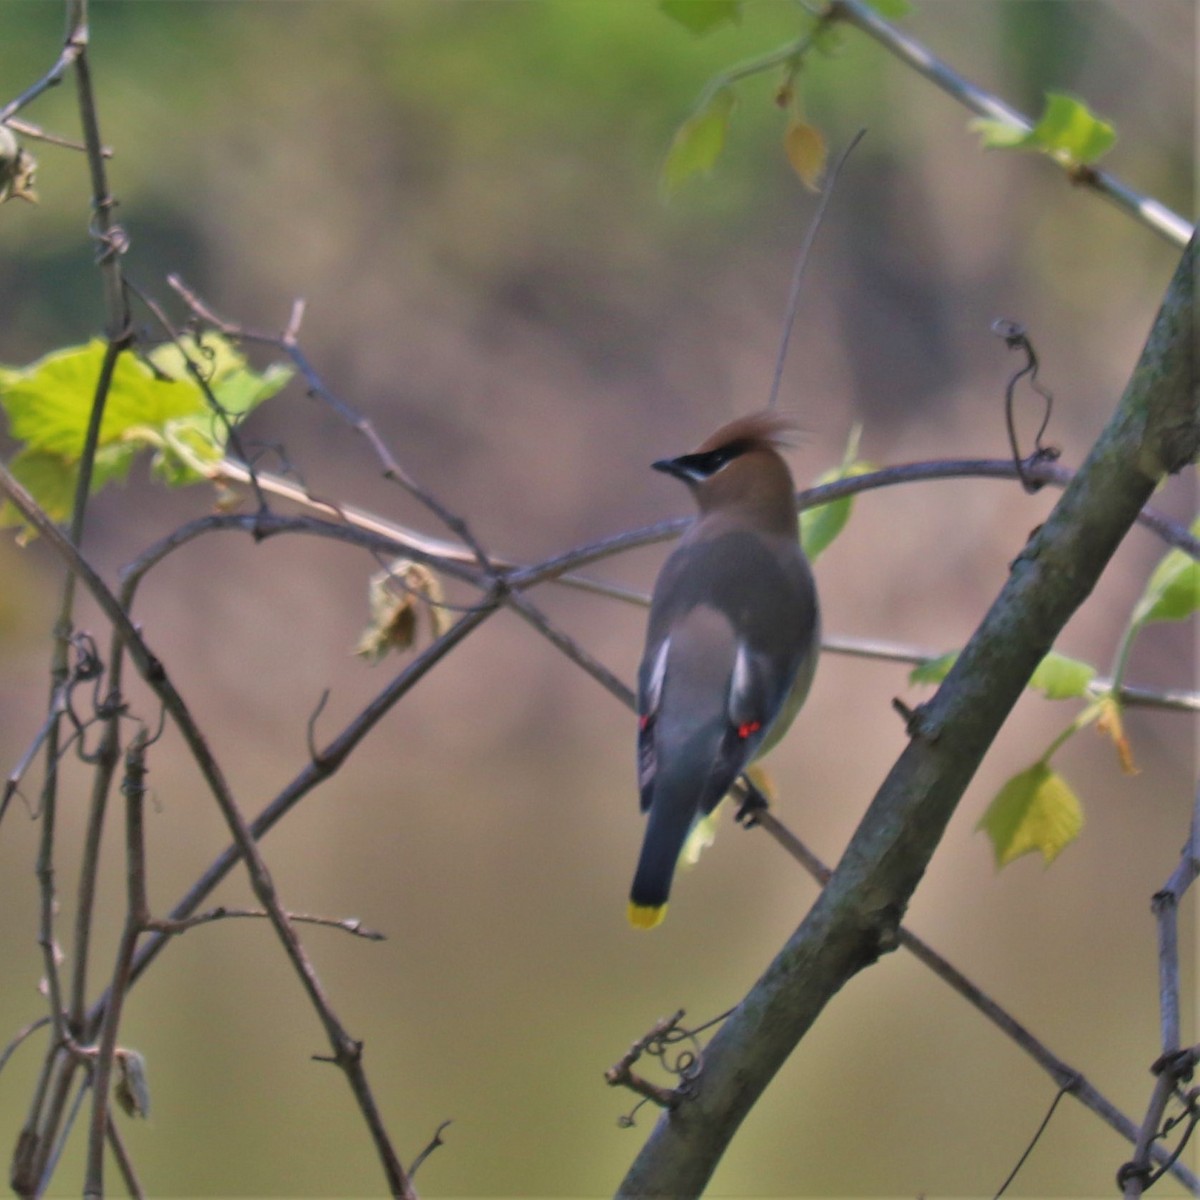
[652,455,695,482]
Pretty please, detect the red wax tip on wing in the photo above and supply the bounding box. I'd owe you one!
[737,720,762,740]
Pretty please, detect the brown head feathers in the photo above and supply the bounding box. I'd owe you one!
[692,409,801,456]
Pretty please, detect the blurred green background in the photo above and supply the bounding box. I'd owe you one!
[0,1,1195,1195]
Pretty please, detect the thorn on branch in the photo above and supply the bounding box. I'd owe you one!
[891,696,934,740]
[306,688,331,766]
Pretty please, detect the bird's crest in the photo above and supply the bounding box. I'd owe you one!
[692,409,801,456]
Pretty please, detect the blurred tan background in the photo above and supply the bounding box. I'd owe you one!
[0,1,1195,1195]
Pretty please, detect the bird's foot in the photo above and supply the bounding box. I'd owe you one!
[735,778,770,827]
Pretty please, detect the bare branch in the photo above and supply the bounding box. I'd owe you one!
[408,1119,452,1181]
[0,1017,51,1080]
[767,128,866,410]
[1121,790,1200,1198]
[145,907,386,942]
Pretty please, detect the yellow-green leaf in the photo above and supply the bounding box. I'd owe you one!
[783,116,826,192]
[799,425,872,561]
[1029,651,1097,700]
[661,86,736,197]
[149,335,293,419]
[0,336,293,509]
[1031,91,1116,164]
[968,116,1031,150]
[1,341,205,459]
[0,444,136,537]
[909,650,958,686]
[1132,517,1200,625]
[659,0,741,35]
[970,91,1115,166]
[979,762,1083,867]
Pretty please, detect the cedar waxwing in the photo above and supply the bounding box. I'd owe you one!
[630,410,820,929]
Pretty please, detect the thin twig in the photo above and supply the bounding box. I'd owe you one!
[214,450,1198,596]
[1121,788,1200,1198]
[85,731,150,1199]
[19,9,136,1185]
[408,1119,452,1181]
[991,1084,1073,1198]
[0,1017,51,1079]
[2,115,101,155]
[0,34,82,124]
[504,591,635,708]
[106,1113,145,1200]
[145,907,387,942]
[767,128,866,410]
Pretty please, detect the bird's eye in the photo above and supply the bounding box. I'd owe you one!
[689,442,746,477]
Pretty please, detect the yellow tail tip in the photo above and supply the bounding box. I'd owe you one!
[627,901,667,930]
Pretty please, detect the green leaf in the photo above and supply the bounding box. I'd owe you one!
[0,443,136,534]
[979,761,1084,867]
[863,0,911,17]
[142,339,293,484]
[659,0,741,35]
[1031,91,1116,164]
[1028,651,1097,700]
[970,91,1115,166]
[908,650,958,686]
[1,336,292,514]
[1,340,206,460]
[1132,518,1200,625]
[969,117,1033,151]
[661,85,736,196]
[799,425,872,561]
[1141,559,1200,623]
[149,336,292,419]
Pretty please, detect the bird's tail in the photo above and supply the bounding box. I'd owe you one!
[628,799,695,929]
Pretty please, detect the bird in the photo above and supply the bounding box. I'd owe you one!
[629,409,820,929]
